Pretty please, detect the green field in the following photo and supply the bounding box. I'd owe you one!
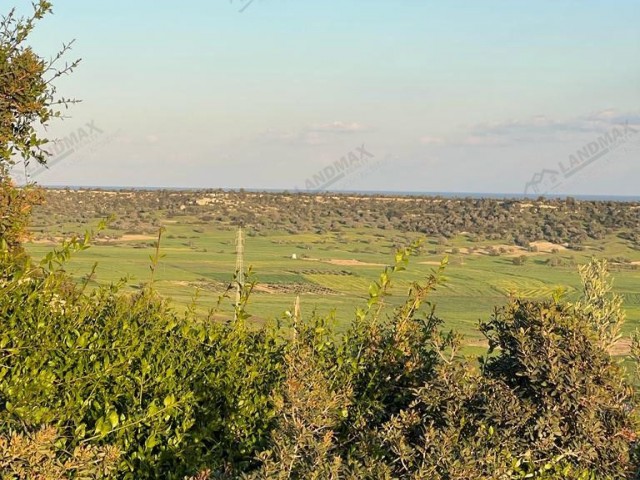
[26,220,640,345]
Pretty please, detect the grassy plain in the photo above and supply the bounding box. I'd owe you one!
[26,213,640,347]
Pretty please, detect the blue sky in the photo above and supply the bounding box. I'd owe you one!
[12,0,640,194]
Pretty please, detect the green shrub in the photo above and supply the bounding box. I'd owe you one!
[0,241,284,479]
[252,257,638,479]
[356,258,637,479]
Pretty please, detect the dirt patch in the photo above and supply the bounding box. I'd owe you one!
[446,245,524,257]
[118,234,157,242]
[530,241,567,253]
[325,259,386,267]
[419,261,443,266]
[610,339,631,356]
[447,242,566,257]
[30,237,60,244]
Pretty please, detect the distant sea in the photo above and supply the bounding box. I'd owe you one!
[41,186,640,203]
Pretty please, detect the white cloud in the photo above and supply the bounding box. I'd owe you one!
[425,110,640,147]
[468,110,640,140]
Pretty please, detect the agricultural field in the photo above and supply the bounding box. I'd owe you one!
[27,189,640,349]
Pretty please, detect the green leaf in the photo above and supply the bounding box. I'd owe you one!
[108,410,119,428]
[163,394,176,408]
[145,434,158,450]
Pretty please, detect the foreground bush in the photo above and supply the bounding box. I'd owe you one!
[0,217,638,478]
[251,256,638,479]
[0,234,285,478]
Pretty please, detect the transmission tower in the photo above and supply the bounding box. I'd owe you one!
[234,226,245,313]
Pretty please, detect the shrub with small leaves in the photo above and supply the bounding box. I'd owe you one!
[0,426,119,479]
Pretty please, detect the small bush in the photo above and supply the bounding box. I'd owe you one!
[512,254,528,265]
[0,426,119,479]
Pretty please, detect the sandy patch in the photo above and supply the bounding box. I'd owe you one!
[446,242,566,257]
[632,261,640,266]
[446,245,525,257]
[254,285,278,294]
[30,237,60,244]
[530,241,567,253]
[610,339,631,356]
[325,259,386,267]
[420,261,443,265]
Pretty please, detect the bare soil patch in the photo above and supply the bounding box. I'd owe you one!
[118,234,157,242]
[325,259,386,267]
[610,339,631,356]
[530,241,567,253]
[31,237,59,244]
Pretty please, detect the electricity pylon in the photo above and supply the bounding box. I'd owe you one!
[234,226,244,319]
